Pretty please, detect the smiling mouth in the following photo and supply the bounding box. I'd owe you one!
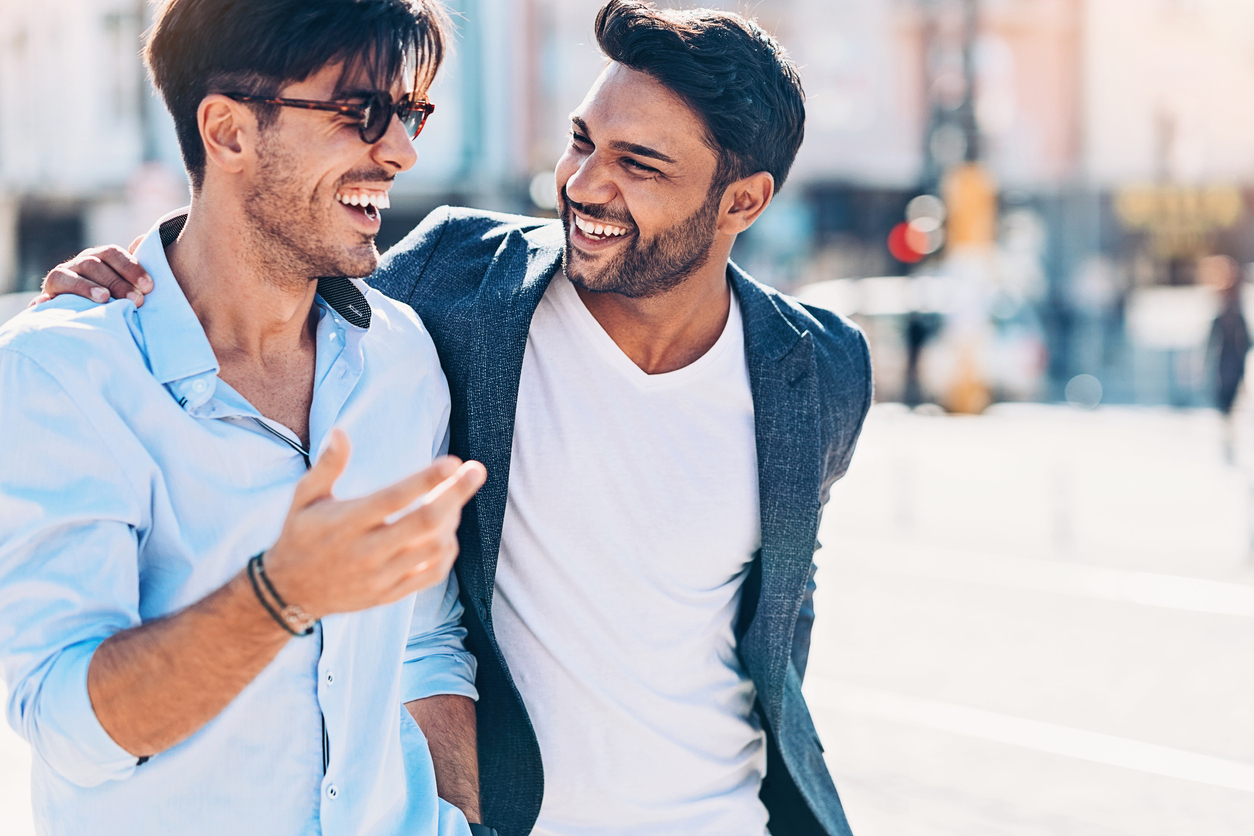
[572,212,631,242]
[335,189,391,223]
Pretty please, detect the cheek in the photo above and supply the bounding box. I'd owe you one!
[618,184,674,234]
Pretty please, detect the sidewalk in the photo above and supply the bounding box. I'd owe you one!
[806,404,1254,835]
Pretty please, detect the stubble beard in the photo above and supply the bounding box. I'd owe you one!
[243,132,380,289]
[561,185,722,300]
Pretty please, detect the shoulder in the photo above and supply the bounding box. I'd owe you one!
[734,270,872,391]
[358,282,440,359]
[372,205,557,306]
[0,297,142,378]
[0,299,150,458]
[733,269,873,489]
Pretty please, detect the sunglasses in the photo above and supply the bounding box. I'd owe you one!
[224,91,435,144]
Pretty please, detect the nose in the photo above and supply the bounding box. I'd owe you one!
[562,150,617,209]
[372,112,419,173]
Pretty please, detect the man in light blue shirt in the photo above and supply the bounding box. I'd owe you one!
[0,0,487,834]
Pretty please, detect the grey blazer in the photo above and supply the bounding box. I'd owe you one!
[372,206,873,836]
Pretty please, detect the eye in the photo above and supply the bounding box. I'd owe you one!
[623,158,658,175]
[570,130,591,147]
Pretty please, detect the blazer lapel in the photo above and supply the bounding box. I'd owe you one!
[731,265,824,726]
[461,223,564,608]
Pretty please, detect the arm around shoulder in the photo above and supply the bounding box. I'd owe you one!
[372,206,456,303]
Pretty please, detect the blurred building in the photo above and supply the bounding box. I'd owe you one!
[0,0,552,292]
[3,0,1254,405]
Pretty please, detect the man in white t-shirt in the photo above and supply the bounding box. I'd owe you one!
[42,2,872,835]
[381,5,872,833]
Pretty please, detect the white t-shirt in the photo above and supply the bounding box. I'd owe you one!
[493,272,768,836]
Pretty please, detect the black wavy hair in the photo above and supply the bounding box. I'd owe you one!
[594,0,806,193]
[145,0,449,190]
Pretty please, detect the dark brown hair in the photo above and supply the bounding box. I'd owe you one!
[145,0,449,190]
[594,0,806,193]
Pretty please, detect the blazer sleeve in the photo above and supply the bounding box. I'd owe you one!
[791,306,874,681]
[372,206,455,306]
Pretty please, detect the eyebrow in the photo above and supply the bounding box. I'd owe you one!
[571,116,677,166]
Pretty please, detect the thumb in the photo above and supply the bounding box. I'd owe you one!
[292,428,351,508]
[128,235,144,255]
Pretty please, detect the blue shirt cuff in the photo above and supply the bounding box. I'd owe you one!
[30,638,138,787]
[399,652,478,704]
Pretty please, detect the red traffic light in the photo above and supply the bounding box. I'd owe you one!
[888,221,925,263]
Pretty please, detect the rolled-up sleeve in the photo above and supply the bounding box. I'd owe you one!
[399,572,478,703]
[0,350,143,786]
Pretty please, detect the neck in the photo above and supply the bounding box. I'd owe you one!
[574,241,733,375]
[166,196,319,364]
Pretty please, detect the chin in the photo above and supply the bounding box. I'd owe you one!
[331,243,380,279]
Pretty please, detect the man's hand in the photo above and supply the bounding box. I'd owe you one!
[87,429,486,757]
[406,695,481,823]
[33,239,152,307]
[264,429,487,617]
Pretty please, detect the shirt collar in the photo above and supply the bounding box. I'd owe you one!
[133,210,376,412]
[132,211,220,393]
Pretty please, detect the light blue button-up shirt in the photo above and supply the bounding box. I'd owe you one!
[0,216,477,836]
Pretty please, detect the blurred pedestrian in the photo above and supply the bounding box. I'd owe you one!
[1203,255,1249,461]
[904,311,940,406]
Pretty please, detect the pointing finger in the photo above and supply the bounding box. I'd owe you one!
[292,429,351,508]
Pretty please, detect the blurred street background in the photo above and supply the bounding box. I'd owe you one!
[4,0,1254,833]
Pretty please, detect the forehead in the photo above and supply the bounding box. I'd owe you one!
[283,54,420,98]
[574,63,715,166]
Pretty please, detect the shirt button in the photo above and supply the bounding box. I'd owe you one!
[325,672,334,686]
[326,784,338,799]
[191,379,208,393]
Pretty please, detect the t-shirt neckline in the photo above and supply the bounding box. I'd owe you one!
[548,271,743,390]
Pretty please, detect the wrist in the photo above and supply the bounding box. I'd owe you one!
[247,552,318,636]
[258,542,320,619]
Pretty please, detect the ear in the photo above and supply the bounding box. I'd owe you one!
[717,171,775,235]
[197,94,257,179]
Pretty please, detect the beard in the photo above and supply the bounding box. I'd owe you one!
[560,184,722,299]
[242,132,385,288]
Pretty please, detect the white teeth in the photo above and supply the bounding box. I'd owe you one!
[336,191,391,211]
[574,214,629,239]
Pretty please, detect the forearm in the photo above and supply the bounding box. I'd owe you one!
[87,570,291,757]
[405,694,480,823]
